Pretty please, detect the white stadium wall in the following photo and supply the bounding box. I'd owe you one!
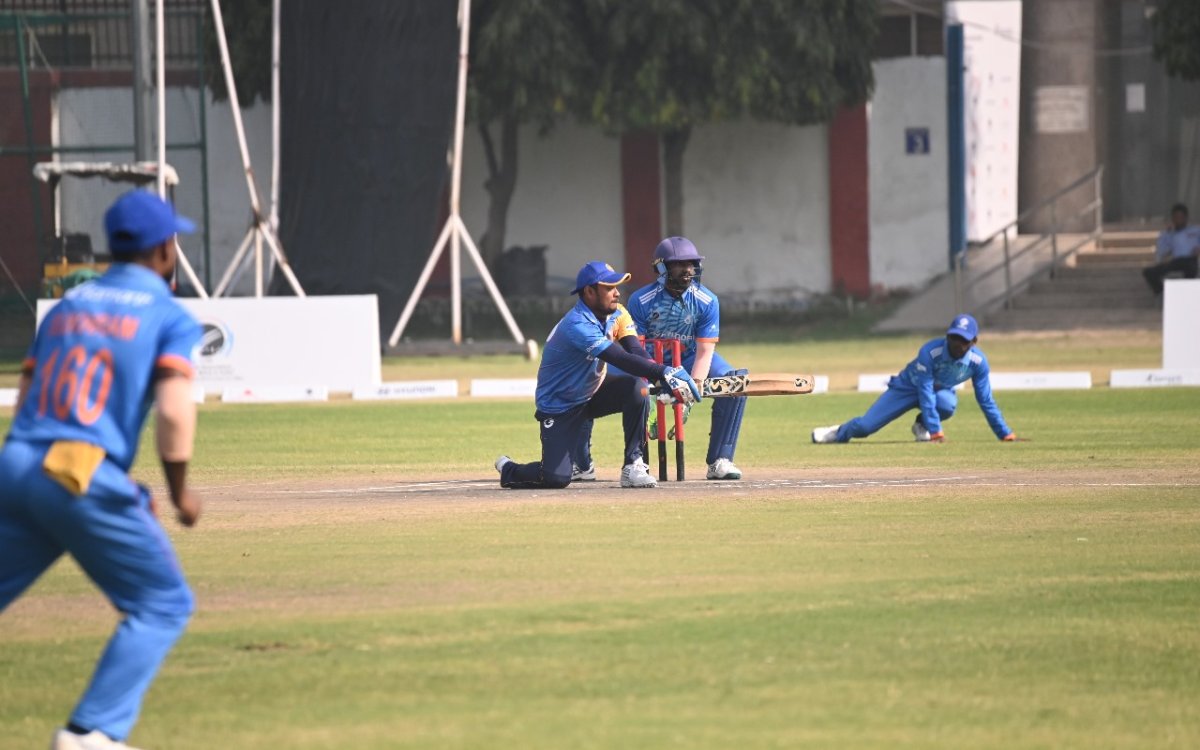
[56,64,947,301]
[682,120,831,301]
[459,123,625,293]
[868,57,950,292]
[56,87,272,295]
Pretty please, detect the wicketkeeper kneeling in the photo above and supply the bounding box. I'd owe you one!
[496,261,701,489]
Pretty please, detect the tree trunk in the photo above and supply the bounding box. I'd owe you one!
[661,127,691,237]
[479,114,519,270]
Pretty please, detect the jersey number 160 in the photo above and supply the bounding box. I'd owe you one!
[37,345,114,426]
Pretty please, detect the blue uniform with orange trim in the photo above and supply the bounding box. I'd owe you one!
[834,337,1012,442]
[501,298,653,489]
[628,279,745,466]
[0,262,201,741]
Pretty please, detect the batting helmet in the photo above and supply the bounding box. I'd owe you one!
[652,237,704,289]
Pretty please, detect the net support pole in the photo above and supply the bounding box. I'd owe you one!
[209,0,303,297]
[387,0,535,358]
[156,0,208,297]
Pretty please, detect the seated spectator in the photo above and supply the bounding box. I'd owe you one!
[1143,203,1200,295]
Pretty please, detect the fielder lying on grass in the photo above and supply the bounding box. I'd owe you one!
[812,314,1021,444]
[495,261,701,489]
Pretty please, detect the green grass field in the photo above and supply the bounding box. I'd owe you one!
[1,334,1198,749]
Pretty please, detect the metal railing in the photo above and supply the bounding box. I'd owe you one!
[954,165,1104,313]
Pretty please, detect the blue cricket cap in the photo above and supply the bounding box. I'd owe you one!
[946,313,979,340]
[572,261,631,294]
[105,190,195,254]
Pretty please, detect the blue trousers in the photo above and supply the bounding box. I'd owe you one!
[0,439,194,741]
[835,383,957,442]
[572,351,746,468]
[502,374,649,488]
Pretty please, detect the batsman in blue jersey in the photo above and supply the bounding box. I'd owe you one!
[496,261,701,489]
[627,237,747,479]
[0,191,203,750]
[811,314,1019,444]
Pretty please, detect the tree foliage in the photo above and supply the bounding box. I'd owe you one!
[576,0,878,234]
[580,0,877,133]
[467,2,589,267]
[1152,0,1200,82]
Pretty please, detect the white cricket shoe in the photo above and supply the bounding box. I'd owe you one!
[911,420,931,442]
[571,462,596,481]
[620,460,657,488]
[706,457,742,480]
[811,425,840,444]
[52,729,142,750]
[494,455,513,474]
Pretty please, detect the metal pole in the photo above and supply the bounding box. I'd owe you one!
[387,0,533,355]
[458,216,530,345]
[209,0,303,297]
[267,0,280,284]
[15,16,47,269]
[448,0,472,345]
[154,0,166,195]
[131,0,154,161]
[269,0,281,225]
[387,220,454,347]
[946,24,966,270]
[1049,202,1058,279]
[196,8,212,290]
[1002,232,1012,309]
[954,253,964,314]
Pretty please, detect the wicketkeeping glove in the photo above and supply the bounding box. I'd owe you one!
[661,366,701,405]
[648,402,692,440]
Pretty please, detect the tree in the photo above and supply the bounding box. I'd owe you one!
[1152,0,1200,81]
[469,2,589,269]
[579,0,878,235]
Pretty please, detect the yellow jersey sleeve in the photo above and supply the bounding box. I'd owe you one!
[610,304,639,341]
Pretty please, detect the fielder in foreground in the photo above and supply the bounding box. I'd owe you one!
[0,191,203,750]
[812,314,1020,444]
[496,261,701,489]
[628,237,748,480]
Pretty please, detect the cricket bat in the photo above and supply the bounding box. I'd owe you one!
[700,372,815,397]
[652,372,816,399]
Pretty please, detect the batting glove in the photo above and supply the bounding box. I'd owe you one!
[661,366,701,405]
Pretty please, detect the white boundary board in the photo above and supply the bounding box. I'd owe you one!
[222,385,329,403]
[470,378,537,398]
[858,375,965,393]
[38,295,381,394]
[1164,279,1200,369]
[353,380,459,401]
[1111,369,1200,388]
[0,388,17,408]
[988,371,1092,390]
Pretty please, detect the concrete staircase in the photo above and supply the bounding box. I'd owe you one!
[983,231,1161,330]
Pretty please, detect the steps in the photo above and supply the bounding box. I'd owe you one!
[983,231,1162,331]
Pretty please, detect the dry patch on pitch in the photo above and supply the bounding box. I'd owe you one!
[187,464,1200,529]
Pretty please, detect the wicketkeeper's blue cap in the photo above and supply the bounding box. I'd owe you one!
[946,313,979,340]
[572,261,631,294]
[105,189,195,254]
